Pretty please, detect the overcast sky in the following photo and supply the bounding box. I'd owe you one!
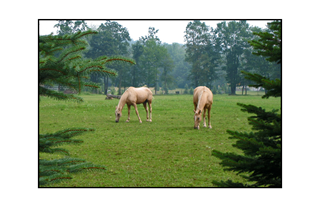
[39,20,271,44]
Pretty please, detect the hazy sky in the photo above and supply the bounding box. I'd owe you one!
[39,20,271,44]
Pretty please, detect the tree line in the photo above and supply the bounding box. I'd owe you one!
[51,20,280,95]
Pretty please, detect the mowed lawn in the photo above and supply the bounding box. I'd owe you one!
[39,93,281,187]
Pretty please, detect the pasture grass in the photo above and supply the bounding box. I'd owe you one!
[39,93,281,187]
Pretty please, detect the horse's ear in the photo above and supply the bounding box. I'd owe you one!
[193,110,196,113]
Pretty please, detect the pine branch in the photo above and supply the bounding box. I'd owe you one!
[105,57,136,65]
[39,157,106,186]
[40,68,67,75]
[39,86,83,102]
[58,46,86,63]
[39,127,105,186]
[240,71,281,98]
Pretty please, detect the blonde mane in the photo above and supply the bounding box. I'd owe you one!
[196,89,204,111]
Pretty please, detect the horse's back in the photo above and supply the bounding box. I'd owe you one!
[193,86,213,105]
[128,87,153,104]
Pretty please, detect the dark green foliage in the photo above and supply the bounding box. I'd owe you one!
[85,21,133,94]
[211,85,218,94]
[212,20,281,187]
[215,21,252,95]
[248,21,281,64]
[39,128,106,186]
[54,20,89,36]
[241,71,281,99]
[212,102,281,187]
[184,21,219,88]
[133,28,174,94]
[165,43,192,88]
[39,30,135,101]
[39,128,94,155]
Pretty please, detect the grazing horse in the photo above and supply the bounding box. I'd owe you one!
[193,86,213,129]
[115,87,153,123]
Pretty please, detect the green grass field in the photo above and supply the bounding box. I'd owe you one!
[39,93,281,187]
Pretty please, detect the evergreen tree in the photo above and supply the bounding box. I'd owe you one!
[39,30,135,185]
[248,21,281,64]
[212,21,281,187]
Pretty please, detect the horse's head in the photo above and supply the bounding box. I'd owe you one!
[193,109,202,129]
[115,106,122,123]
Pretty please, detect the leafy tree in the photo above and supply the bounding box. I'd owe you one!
[137,27,174,94]
[131,40,144,86]
[39,30,135,185]
[160,52,174,94]
[212,21,281,187]
[184,21,219,88]
[85,21,132,95]
[215,21,251,95]
[54,20,89,36]
[140,27,161,44]
[139,39,160,90]
[164,43,192,88]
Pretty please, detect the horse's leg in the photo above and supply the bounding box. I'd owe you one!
[133,103,142,123]
[148,101,152,122]
[143,102,149,121]
[126,104,131,122]
[203,107,207,127]
[208,105,212,129]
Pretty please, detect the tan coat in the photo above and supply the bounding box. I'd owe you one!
[115,87,153,123]
[193,86,213,129]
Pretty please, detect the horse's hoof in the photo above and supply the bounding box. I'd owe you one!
[209,126,212,129]
[126,120,130,122]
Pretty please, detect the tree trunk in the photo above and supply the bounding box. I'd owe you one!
[230,83,236,95]
[104,76,109,95]
[118,78,122,95]
[132,66,136,87]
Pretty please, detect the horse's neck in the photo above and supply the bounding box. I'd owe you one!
[197,90,207,110]
[117,93,127,111]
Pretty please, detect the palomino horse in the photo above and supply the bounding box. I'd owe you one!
[193,86,213,129]
[115,87,153,123]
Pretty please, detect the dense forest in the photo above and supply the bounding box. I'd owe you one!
[45,20,281,95]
